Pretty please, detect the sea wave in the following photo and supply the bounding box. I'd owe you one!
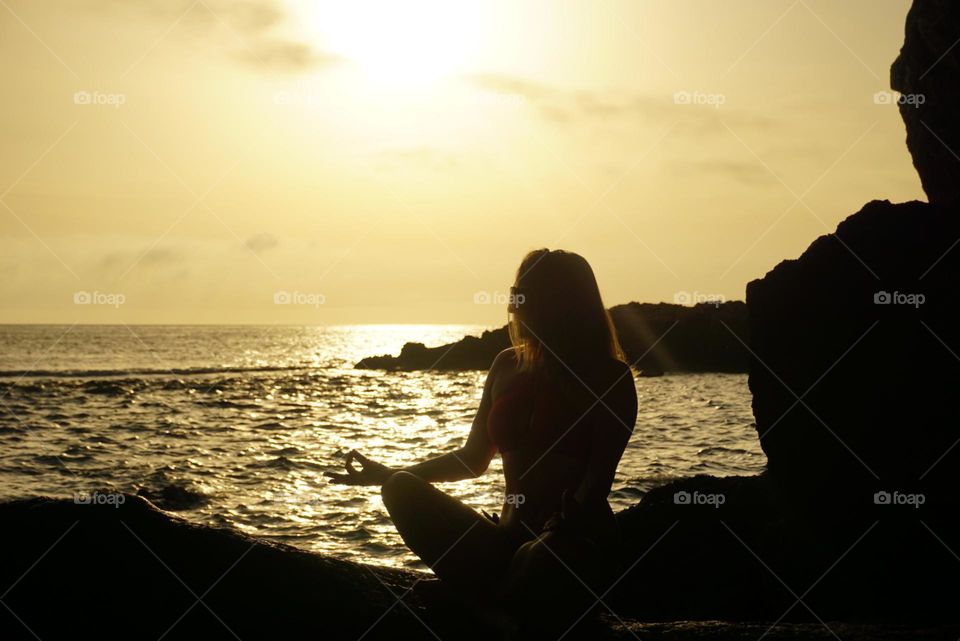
[0,364,318,380]
[0,330,766,569]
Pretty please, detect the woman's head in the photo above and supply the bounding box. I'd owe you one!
[508,249,625,370]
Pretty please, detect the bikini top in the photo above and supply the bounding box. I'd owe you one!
[486,368,597,461]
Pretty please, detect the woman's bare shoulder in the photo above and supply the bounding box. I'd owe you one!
[487,347,521,395]
[491,347,519,370]
[593,358,636,398]
[610,358,635,379]
[589,357,633,381]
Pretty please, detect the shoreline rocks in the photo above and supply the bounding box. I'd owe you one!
[356,302,750,373]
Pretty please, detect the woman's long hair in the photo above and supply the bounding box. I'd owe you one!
[508,249,625,372]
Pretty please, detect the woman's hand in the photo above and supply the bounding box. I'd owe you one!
[325,450,394,486]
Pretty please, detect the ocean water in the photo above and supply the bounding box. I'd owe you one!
[0,325,766,569]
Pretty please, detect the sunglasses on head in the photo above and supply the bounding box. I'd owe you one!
[508,286,527,311]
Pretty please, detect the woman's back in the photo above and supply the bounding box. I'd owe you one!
[488,351,635,538]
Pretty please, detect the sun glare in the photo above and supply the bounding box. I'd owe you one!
[305,0,486,87]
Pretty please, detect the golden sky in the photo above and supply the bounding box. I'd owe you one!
[0,0,922,325]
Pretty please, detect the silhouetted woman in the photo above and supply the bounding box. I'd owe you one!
[328,249,638,627]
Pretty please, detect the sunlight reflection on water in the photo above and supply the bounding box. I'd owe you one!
[0,325,766,569]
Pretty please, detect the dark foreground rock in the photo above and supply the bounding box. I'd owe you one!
[746,200,960,506]
[356,301,750,373]
[3,489,959,641]
[613,475,960,625]
[0,495,423,641]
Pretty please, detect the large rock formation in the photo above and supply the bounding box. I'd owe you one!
[747,200,960,505]
[748,0,960,509]
[356,302,750,373]
[891,0,960,204]
[3,492,959,640]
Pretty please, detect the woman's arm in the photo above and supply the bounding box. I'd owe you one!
[326,348,512,485]
[398,348,511,482]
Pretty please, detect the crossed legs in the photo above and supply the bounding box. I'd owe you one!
[380,471,519,594]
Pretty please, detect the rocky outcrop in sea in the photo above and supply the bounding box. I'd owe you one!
[356,301,750,373]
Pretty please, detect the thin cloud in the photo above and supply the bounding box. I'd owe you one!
[681,160,779,185]
[464,73,557,102]
[233,41,342,72]
[244,232,278,253]
[141,246,181,265]
[78,0,338,73]
[461,72,777,133]
[78,0,283,33]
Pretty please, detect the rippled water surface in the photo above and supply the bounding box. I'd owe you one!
[0,325,766,568]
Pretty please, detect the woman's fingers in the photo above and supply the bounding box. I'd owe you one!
[329,450,382,485]
[343,450,360,474]
[325,471,356,484]
[345,449,376,475]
